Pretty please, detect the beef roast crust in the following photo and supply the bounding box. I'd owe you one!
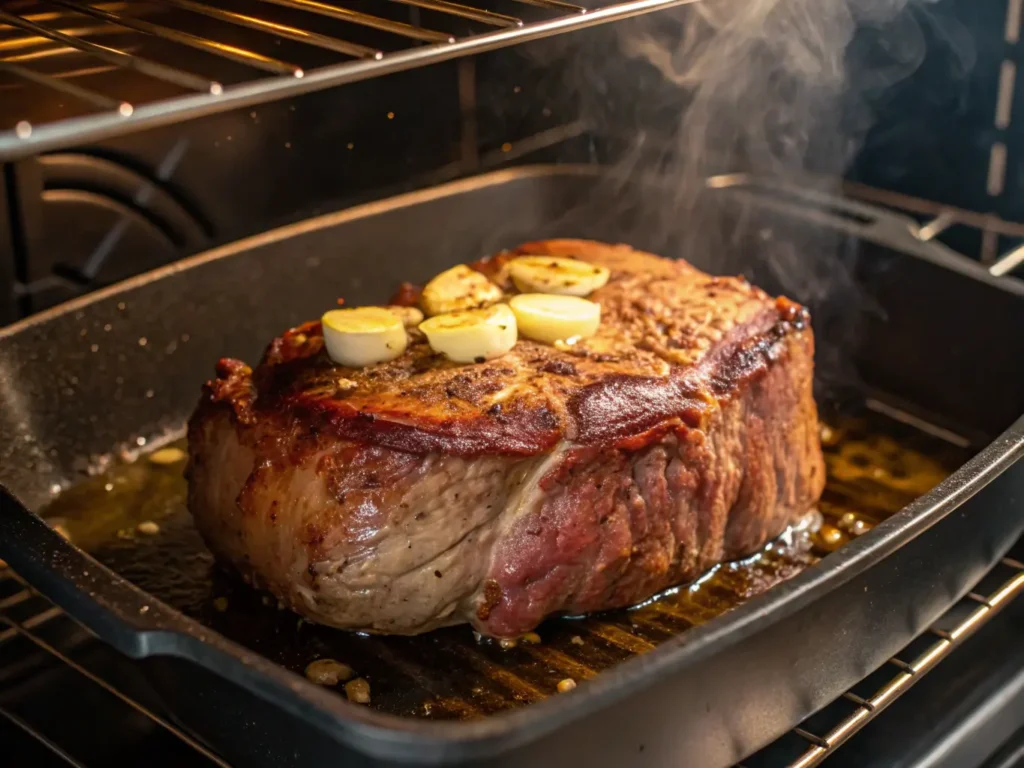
[187,240,825,636]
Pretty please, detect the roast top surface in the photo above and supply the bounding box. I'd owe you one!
[205,239,807,456]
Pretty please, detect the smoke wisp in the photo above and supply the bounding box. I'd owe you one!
[505,0,966,394]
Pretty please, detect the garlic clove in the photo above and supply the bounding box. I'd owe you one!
[419,303,517,363]
[509,293,601,344]
[420,264,504,317]
[508,256,610,297]
[322,307,407,367]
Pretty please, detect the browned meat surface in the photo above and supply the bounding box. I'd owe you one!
[187,240,825,636]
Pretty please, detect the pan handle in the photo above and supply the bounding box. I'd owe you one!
[0,488,188,656]
[0,488,412,758]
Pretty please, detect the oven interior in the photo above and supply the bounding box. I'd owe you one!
[0,165,1020,768]
[2,1,1024,767]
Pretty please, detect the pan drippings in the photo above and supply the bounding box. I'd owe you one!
[41,407,970,720]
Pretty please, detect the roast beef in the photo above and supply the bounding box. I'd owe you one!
[187,240,825,637]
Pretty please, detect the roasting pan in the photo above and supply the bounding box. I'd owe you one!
[0,165,1022,768]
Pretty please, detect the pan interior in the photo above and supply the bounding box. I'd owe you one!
[40,405,971,720]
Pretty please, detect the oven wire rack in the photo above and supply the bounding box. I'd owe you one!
[1,549,1022,766]
[0,0,700,160]
[747,554,1024,768]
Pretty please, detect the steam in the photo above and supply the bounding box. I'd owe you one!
[614,0,930,395]
[570,0,942,226]
[501,0,962,395]
[621,1,865,183]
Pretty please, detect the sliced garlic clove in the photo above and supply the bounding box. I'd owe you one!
[419,303,517,363]
[420,264,504,316]
[322,307,408,367]
[508,256,610,297]
[386,305,424,328]
[509,293,601,344]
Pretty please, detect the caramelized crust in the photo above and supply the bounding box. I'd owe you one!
[205,240,806,457]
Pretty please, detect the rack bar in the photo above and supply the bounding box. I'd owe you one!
[843,180,1024,239]
[0,8,220,93]
[0,59,132,113]
[0,3,132,27]
[0,706,88,768]
[0,609,231,768]
[990,244,1024,276]
[841,691,874,711]
[0,606,62,644]
[915,211,956,241]
[793,728,830,749]
[0,588,32,610]
[15,62,119,80]
[256,0,456,43]
[45,0,304,76]
[157,0,382,59]
[0,23,131,54]
[388,0,522,28]
[965,591,994,607]
[1,0,702,160]
[784,562,1024,768]
[886,657,916,674]
[1,47,123,64]
[510,0,587,12]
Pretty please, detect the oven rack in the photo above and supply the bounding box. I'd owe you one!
[841,180,1024,277]
[0,0,696,161]
[709,173,1024,278]
[744,553,1024,768]
[1,548,1022,767]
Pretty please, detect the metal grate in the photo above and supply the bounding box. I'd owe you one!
[841,181,1024,278]
[746,554,1024,768]
[0,0,698,160]
[2,551,1023,766]
[0,563,230,766]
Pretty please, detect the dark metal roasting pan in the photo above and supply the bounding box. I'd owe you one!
[0,165,1022,768]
